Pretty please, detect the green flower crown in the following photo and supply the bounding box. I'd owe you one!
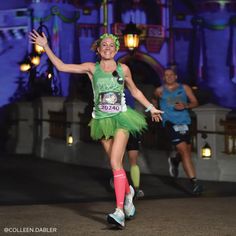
[91,33,120,51]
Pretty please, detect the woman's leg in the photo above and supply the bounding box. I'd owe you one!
[101,138,113,159]
[101,131,130,210]
[110,129,129,169]
[105,130,136,227]
[110,130,129,210]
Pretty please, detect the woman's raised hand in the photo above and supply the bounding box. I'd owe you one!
[29,29,48,47]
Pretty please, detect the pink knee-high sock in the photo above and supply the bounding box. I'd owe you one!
[113,169,129,209]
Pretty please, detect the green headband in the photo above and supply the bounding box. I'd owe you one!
[97,33,120,51]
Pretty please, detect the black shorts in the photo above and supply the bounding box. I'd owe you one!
[165,121,191,146]
[126,134,141,151]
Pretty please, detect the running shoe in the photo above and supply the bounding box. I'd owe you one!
[168,152,181,178]
[124,185,136,219]
[192,181,203,196]
[135,189,144,199]
[107,208,125,228]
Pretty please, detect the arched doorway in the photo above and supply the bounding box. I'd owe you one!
[118,52,168,150]
[118,51,163,101]
[118,52,164,97]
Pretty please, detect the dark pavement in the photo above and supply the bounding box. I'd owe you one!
[0,154,236,235]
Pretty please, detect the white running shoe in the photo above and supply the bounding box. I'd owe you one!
[107,208,125,228]
[124,185,136,219]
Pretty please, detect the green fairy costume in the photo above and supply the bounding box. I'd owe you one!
[89,62,147,140]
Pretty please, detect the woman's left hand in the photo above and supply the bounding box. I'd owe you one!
[150,108,164,122]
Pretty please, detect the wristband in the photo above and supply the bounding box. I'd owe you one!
[145,104,154,112]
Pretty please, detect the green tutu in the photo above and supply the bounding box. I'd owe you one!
[89,107,147,140]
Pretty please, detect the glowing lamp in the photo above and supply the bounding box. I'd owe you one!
[201,133,212,159]
[122,21,141,50]
[67,133,73,146]
[20,62,31,72]
[201,142,212,159]
[47,72,53,79]
[30,54,40,66]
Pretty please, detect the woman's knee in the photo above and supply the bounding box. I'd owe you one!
[110,158,122,170]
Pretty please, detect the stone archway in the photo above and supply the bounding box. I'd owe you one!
[118,52,168,149]
[118,51,164,101]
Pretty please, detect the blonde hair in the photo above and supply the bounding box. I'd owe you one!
[91,33,120,52]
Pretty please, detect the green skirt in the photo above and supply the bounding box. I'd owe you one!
[89,107,147,140]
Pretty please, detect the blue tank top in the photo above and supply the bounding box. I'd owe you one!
[159,84,191,125]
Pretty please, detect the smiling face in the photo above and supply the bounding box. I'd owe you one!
[97,37,117,60]
[163,69,177,85]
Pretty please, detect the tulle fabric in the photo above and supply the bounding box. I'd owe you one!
[89,107,147,140]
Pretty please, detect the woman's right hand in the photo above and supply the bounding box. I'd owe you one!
[29,29,48,47]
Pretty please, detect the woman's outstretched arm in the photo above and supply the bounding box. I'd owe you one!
[29,29,94,78]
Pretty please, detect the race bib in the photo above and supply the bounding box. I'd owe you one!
[173,124,189,134]
[98,92,122,113]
